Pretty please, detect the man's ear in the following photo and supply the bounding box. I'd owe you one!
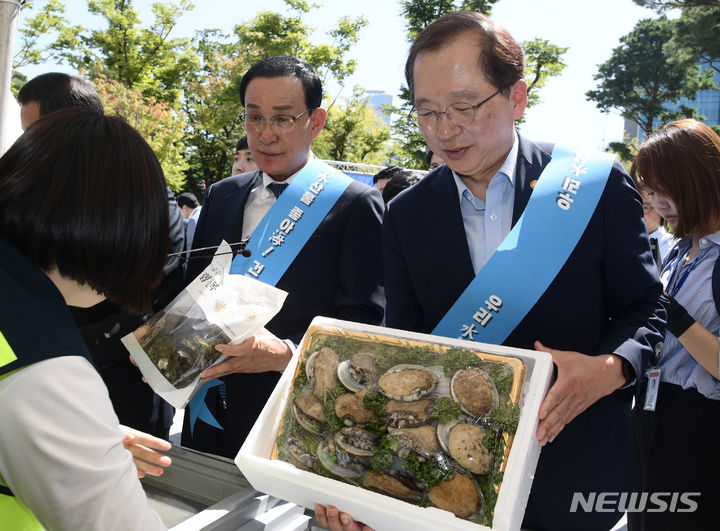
[310,107,327,140]
[509,79,528,121]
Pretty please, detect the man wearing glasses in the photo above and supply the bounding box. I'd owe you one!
[183,56,384,458]
[382,11,665,531]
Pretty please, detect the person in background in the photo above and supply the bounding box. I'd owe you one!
[17,72,183,439]
[232,135,258,175]
[177,191,202,250]
[639,186,677,267]
[372,167,391,193]
[382,11,664,530]
[629,119,720,531]
[424,148,446,170]
[17,72,103,130]
[183,56,384,458]
[0,108,171,529]
[372,165,421,204]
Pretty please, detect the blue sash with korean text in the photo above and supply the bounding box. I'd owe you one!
[229,158,353,280]
[188,159,353,435]
[432,146,613,344]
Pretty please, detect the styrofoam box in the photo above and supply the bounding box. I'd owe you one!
[236,317,553,531]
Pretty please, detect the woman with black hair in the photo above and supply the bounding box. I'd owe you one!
[0,108,172,529]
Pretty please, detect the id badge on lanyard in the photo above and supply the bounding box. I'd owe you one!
[644,341,663,411]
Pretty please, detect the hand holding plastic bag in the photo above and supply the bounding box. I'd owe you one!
[122,241,288,408]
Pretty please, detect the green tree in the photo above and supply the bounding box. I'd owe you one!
[182,0,368,191]
[52,0,200,106]
[181,28,250,197]
[400,0,498,40]
[11,0,70,93]
[523,39,568,110]
[93,72,188,192]
[313,87,392,165]
[670,6,720,75]
[586,17,714,137]
[632,0,719,9]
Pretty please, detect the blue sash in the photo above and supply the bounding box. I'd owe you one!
[432,146,613,343]
[229,158,354,281]
[189,159,353,435]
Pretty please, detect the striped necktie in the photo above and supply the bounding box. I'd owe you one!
[267,182,288,199]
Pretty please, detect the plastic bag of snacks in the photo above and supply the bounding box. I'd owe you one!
[271,325,526,527]
[122,241,287,408]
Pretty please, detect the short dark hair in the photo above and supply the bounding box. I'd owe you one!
[375,166,421,203]
[405,11,524,102]
[631,119,720,239]
[177,192,199,209]
[373,165,402,185]
[236,135,249,151]
[0,108,168,313]
[17,72,104,115]
[239,56,322,110]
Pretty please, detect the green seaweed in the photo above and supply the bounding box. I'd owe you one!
[429,397,463,423]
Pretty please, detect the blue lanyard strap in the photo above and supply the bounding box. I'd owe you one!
[668,254,700,297]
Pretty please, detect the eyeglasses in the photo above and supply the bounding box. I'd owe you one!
[240,109,313,134]
[643,203,654,213]
[410,86,506,129]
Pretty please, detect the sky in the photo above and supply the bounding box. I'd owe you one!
[15,0,658,150]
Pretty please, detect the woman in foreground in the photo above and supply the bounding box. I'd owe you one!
[0,108,172,529]
[629,119,720,531]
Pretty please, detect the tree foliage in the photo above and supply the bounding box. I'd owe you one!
[182,1,368,190]
[93,72,188,192]
[523,39,568,109]
[52,0,200,106]
[312,87,392,165]
[586,17,714,137]
[632,0,719,10]
[400,0,498,41]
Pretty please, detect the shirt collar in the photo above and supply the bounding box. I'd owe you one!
[259,152,315,196]
[702,229,720,247]
[452,130,518,203]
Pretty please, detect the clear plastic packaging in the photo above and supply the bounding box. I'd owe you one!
[271,326,526,527]
[122,241,288,408]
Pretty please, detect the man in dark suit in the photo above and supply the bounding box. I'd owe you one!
[182,56,384,458]
[383,11,665,531]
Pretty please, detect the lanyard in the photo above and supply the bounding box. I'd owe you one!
[668,252,701,297]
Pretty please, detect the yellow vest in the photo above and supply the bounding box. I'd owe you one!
[0,345,43,531]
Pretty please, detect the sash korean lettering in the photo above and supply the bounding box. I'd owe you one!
[189,158,353,433]
[433,145,613,343]
[229,158,354,282]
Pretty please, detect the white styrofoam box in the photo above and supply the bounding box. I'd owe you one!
[236,317,553,531]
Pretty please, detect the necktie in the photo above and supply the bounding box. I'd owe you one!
[267,182,288,199]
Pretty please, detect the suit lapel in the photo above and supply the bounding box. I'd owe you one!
[431,167,476,285]
[223,170,262,245]
[512,134,554,227]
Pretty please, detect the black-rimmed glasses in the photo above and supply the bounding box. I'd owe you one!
[239,109,313,134]
[410,87,506,129]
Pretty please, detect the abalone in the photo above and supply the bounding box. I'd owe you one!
[428,471,483,519]
[378,364,439,402]
[450,368,499,418]
[334,390,373,426]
